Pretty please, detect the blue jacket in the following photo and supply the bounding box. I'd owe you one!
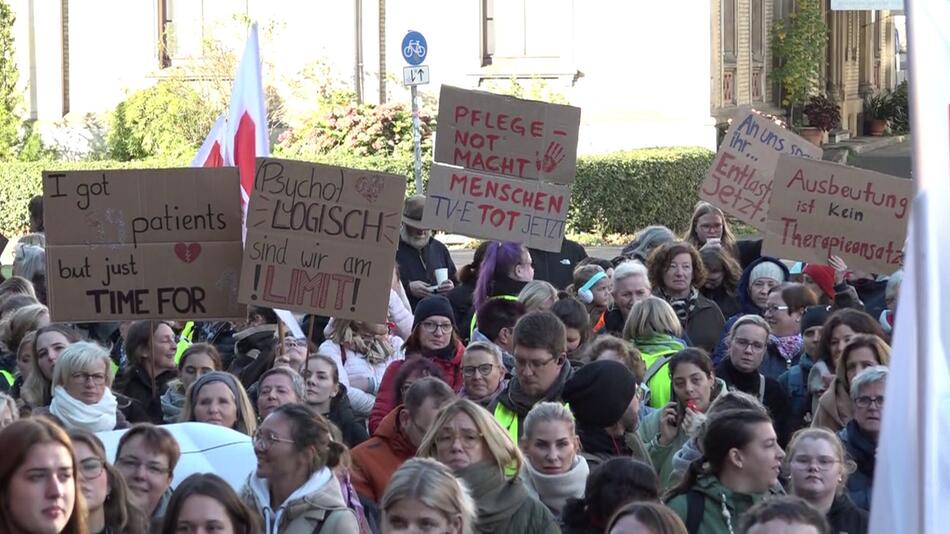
[712,257,790,364]
[778,352,815,433]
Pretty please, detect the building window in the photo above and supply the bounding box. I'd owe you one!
[724,0,737,64]
[482,0,568,67]
[751,0,764,63]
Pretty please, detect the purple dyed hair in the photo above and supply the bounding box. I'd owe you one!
[473,241,525,310]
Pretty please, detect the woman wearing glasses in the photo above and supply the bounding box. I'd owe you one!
[785,427,868,533]
[318,319,404,418]
[837,366,887,512]
[459,341,507,408]
[369,295,465,433]
[715,315,792,445]
[68,429,149,534]
[243,403,358,533]
[36,341,132,432]
[115,423,180,524]
[760,283,818,380]
[419,399,558,534]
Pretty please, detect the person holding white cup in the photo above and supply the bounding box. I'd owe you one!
[396,195,458,310]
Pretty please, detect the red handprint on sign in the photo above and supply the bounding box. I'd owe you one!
[536,141,566,174]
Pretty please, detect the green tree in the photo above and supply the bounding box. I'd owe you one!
[0,0,21,159]
[770,0,828,123]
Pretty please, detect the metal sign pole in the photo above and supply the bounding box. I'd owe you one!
[411,84,422,194]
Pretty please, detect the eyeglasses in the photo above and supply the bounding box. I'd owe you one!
[420,321,453,334]
[435,430,483,449]
[791,455,840,471]
[116,457,170,477]
[855,395,885,408]
[253,430,295,450]
[763,305,789,315]
[732,338,766,352]
[70,372,107,385]
[79,458,105,479]
[514,355,558,372]
[462,364,496,378]
[282,337,308,348]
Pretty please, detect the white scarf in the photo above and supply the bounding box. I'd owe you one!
[519,455,590,517]
[49,385,117,432]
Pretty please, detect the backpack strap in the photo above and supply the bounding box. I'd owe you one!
[758,374,766,402]
[640,349,678,403]
[686,489,705,534]
[314,508,347,533]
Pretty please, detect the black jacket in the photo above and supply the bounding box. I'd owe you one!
[113,366,177,425]
[715,358,792,445]
[529,239,588,290]
[827,493,869,534]
[396,238,457,310]
[327,385,369,447]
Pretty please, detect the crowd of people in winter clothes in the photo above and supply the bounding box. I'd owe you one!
[0,195,899,533]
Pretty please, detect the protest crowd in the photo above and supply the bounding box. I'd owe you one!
[0,189,900,534]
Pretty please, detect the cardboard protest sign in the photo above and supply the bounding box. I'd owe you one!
[435,85,582,185]
[239,158,406,323]
[763,155,911,273]
[43,168,245,322]
[422,163,571,252]
[700,107,823,229]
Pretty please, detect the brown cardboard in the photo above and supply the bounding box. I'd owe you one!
[239,158,406,322]
[422,163,571,252]
[434,85,582,185]
[42,167,245,321]
[700,107,823,229]
[763,155,911,274]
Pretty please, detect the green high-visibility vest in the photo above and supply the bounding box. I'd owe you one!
[0,369,14,387]
[174,321,196,365]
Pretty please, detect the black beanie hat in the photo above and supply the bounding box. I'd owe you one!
[801,305,832,333]
[413,295,456,329]
[562,360,638,428]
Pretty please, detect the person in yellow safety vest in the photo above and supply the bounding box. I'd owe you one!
[490,311,573,446]
[174,321,195,365]
[0,369,13,390]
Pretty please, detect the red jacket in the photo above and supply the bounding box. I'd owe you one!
[368,342,464,434]
[350,406,416,503]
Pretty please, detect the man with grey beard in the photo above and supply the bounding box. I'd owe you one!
[396,195,457,310]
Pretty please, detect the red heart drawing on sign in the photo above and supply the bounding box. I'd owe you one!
[355,175,384,203]
[174,243,202,263]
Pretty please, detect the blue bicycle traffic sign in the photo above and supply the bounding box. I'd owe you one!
[401,31,427,65]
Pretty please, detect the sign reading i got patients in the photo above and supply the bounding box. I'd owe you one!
[764,155,912,274]
[700,107,823,230]
[239,158,406,323]
[44,167,246,322]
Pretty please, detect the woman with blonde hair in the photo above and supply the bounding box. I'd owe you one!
[43,341,131,432]
[813,331,890,432]
[519,402,589,517]
[381,457,477,534]
[685,201,738,256]
[517,280,558,313]
[622,296,686,409]
[180,371,258,436]
[419,399,558,533]
[0,391,17,429]
[318,318,404,417]
[22,324,81,409]
[0,301,48,353]
[786,427,868,532]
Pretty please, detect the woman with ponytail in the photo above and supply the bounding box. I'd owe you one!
[469,241,535,337]
[665,409,786,534]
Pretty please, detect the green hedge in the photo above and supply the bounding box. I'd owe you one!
[0,147,713,238]
[570,147,716,235]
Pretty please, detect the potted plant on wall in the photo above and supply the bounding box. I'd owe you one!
[864,91,892,136]
[769,0,828,134]
[801,94,841,146]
